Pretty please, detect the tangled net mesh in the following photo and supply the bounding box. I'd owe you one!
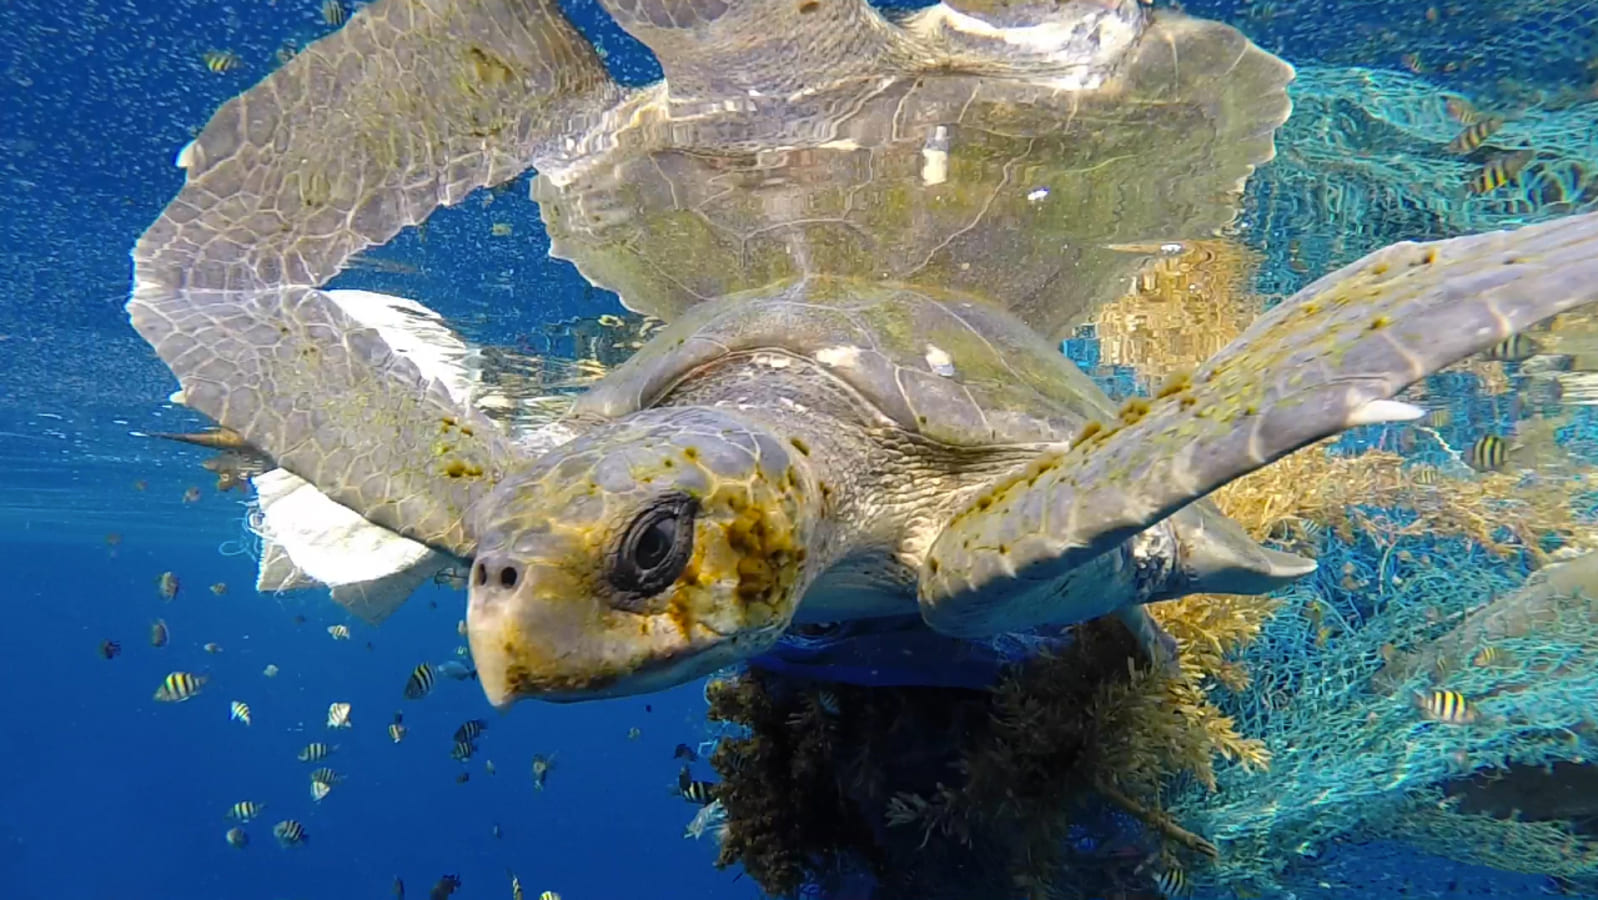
[1246,63,1598,298]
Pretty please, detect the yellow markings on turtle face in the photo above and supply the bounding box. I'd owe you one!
[443,459,484,479]
[1368,315,1391,331]
[465,46,516,86]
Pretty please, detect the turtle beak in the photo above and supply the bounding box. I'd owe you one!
[465,554,728,706]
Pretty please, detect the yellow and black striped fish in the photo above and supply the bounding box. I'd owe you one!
[451,740,476,761]
[273,819,308,846]
[1444,95,1482,125]
[511,873,524,900]
[299,742,334,762]
[388,722,407,743]
[677,766,716,805]
[202,50,241,73]
[1468,434,1507,472]
[327,701,352,728]
[403,662,435,700]
[328,624,351,640]
[1446,116,1503,154]
[454,719,487,743]
[1153,866,1191,898]
[1485,332,1539,362]
[154,671,206,702]
[229,700,251,726]
[311,779,332,802]
[310,767,340,785]
[227,800,265,821]
[1412,466,1439,486]
[1423,407,1452,428]
[1415,688,1478,724]
[1470,149,1535,195]
[321,0,347,25]
[1473,645,1509,668]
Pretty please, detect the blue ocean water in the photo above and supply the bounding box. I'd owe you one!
[2,0,1596,896]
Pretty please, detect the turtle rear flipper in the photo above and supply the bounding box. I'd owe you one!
[128,0,620,555]
[920,211,1598,636]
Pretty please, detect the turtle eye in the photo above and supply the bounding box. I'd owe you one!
[609,493,697,599]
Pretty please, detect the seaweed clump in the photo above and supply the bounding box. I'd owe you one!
[707,618,1236,899]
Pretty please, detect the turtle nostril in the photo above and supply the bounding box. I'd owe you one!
[498,565,519,589]
[473,563,488,586]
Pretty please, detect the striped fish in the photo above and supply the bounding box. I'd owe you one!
[273,819,308,846]
[229,700,251,726]
[677,766,716,805]
[1153,866,1191,898]
[1472,646,1509,668]
[298,742,334,762]
[227,800,265,822]
[1469,149,1535,195]
[451,740,476,761]
[403,663,435,700]
[1444,95,1482,125]
[327,701,352,729]
[1447,116,1504,154]
[1468,434,1507,472]
[388,722,407,743]
[454,719,486,743]
[201,50,240,73]
[310,779,332,802]
[320,0,347,25]
[1485,333,1539,362]
[1415,689,1478,724]
[154,671,206,702]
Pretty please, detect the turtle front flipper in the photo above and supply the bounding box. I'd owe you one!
[129,0,619,554]
[920,211,1598,637]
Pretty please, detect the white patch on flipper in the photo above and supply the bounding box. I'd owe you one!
[323,290,476,406]
[256,540,318,592]
[240,290,478,624]
[1347,399,1425,427]
[251,468,449,624]
[175,140,197,170]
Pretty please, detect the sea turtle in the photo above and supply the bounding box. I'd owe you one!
[128,0,1598,707]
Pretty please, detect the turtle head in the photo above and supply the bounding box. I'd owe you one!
[465,408,821,706]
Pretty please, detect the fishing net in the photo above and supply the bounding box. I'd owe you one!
[1245,64,1598,298]
[1165,535,1598,893]
[1181,0,1598,104]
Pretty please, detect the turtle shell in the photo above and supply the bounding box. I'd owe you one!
[535,10,1294,345]
[570,278,1116,447]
